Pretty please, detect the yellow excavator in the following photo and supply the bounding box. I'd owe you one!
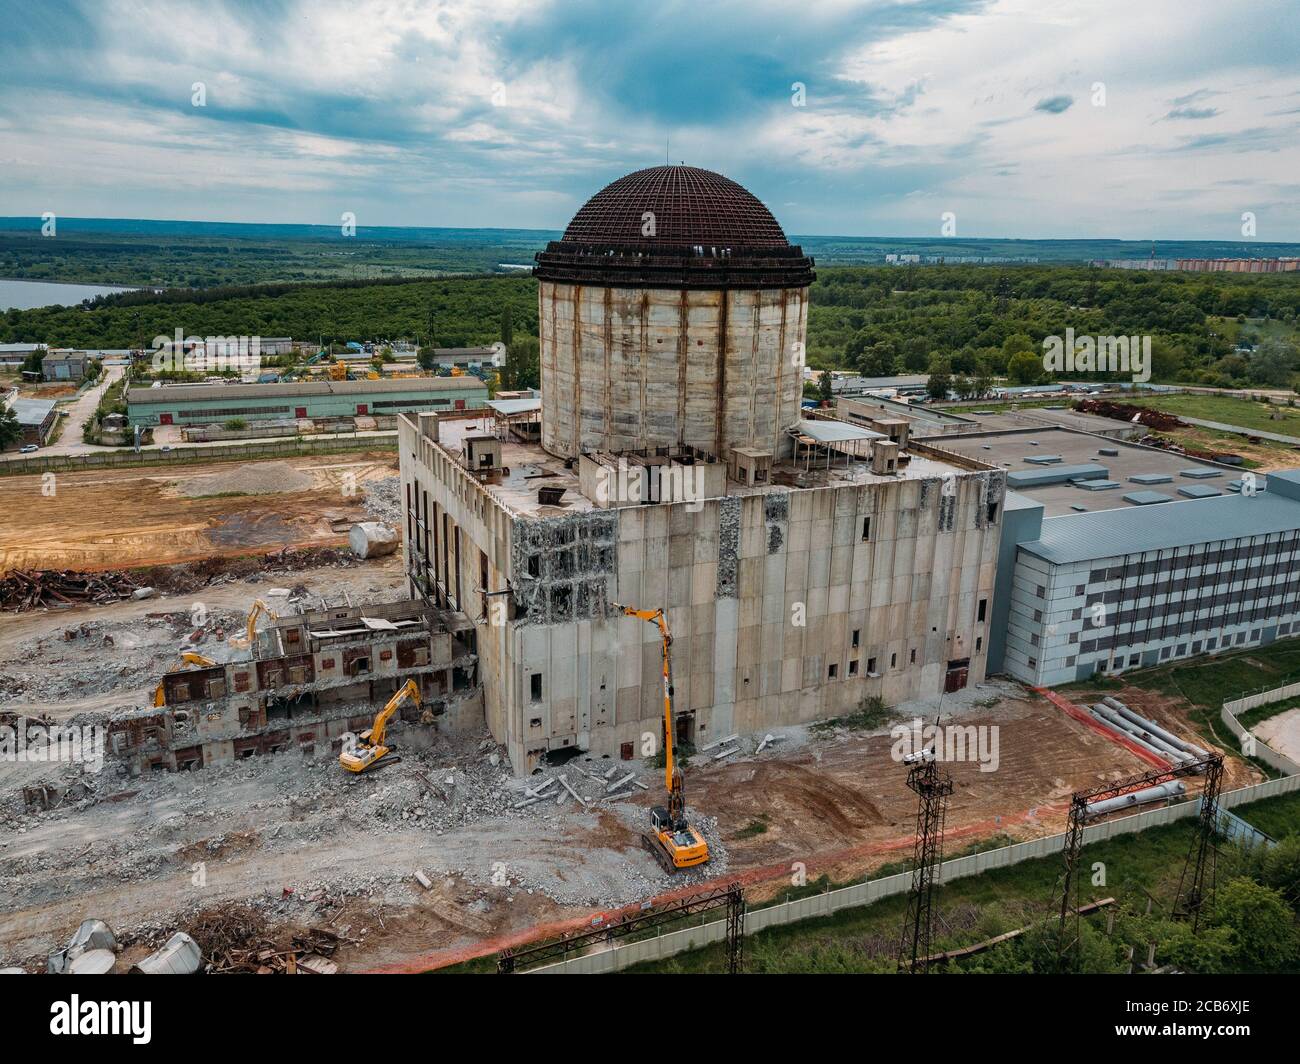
[228,598,278,650]
[153,651,217,707]
[339,678,421,773]
[613,602,710,873]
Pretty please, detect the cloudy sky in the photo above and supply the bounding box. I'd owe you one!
[2,0,1298,239]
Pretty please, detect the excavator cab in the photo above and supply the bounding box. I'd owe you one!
[649,805,709,869]
[339,679,421,774]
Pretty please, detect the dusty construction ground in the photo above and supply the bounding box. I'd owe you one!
[0,612,1215,972]
[0,454,1258,972]
[0,452,397,571]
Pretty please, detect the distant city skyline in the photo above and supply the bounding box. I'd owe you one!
[2,0,1298,240]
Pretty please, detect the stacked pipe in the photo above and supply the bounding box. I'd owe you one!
[1085,780,1186,819]
[1087,697,1207,773]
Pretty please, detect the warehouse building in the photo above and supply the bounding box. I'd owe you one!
[399,166,1005,773]
[41,350,91,381]
[125,376,488,427]
[956,424,1300,686]
[5,397,59,446]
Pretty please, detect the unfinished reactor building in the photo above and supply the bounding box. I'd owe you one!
[399,165,1005,773]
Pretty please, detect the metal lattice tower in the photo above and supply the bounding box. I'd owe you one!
[898,758,954,973]
[1174,754,1225,931]
[726,884,746,974]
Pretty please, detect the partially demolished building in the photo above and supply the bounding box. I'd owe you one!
[116,600,481,774]
[399,166,1005,774]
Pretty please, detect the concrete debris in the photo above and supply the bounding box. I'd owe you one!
[701,733,740,752]
[606,772,636,792]
[130,587,156,601]
[361,476,403,525]
[713,746,740,761]
[131,932,202,975]
[47,918,117,974]
[67,949,116,974]
[557,774,587,805]
[413,869,433,890]
[348,521,400,560]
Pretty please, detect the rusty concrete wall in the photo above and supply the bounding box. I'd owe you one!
[505,473,1002,773]
[538,281,807,461]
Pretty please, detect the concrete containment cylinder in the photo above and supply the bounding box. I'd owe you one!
[534,166,815,461]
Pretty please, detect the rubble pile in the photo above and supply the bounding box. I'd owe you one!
[184,905,344,974]
[1076,397,1187,431]
[1,569,142,612]
[362,476,402,525]
[0,609,245,706]
[1,548,362,615]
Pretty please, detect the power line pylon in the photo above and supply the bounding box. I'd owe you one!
[898,756,954,973]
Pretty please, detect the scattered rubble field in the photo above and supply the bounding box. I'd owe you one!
[0,453,398,571]
[0,663,1184,972]
[0,557,404,715]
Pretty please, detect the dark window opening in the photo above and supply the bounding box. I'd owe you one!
[978,598,987,622]
[861,517,871,541]
[530,672,543,702]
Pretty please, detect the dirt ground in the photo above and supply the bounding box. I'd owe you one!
[0,452,398,571]
[0,652,1193,972]
[1253,706,1300,764]
[0,457,1261,973]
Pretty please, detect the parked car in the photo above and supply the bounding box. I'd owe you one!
[19,444,38,453]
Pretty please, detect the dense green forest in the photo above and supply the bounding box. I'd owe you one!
[4,264,1300,388]
[0,275,537,350]
[6,218,1300,288]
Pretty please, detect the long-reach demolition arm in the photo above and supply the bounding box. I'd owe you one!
[612,602,707,871]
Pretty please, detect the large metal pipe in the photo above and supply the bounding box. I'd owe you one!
[1085,780,1186,819]
[1093,705,1194,763]
[1089,706,1185,764]
[1104,698,1208,758]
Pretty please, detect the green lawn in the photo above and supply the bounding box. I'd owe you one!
[1125,392,1300,435]
[621,789,1300,974]
[1233,791,1300,839]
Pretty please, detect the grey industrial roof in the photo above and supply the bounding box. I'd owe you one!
[1021,487,1300,565]
[1123,490,1173,505]
[125,377,483,404]
[1129,473,1173,485]
[795,419,884,443]
[9,398,57,425]
[487,397,541,416]
[1178,484,1222,498]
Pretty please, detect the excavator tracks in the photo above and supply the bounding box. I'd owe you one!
[642,832,679,874]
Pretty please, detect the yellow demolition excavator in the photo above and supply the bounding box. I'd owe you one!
[338,678,421,774]
[228,598,278,650]
[613,602,710,873]
[153,651,217,707]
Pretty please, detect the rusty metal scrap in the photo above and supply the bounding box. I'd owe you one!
[1075,398,1187,431]
[0,568,140,612]
[184,905,347,974]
